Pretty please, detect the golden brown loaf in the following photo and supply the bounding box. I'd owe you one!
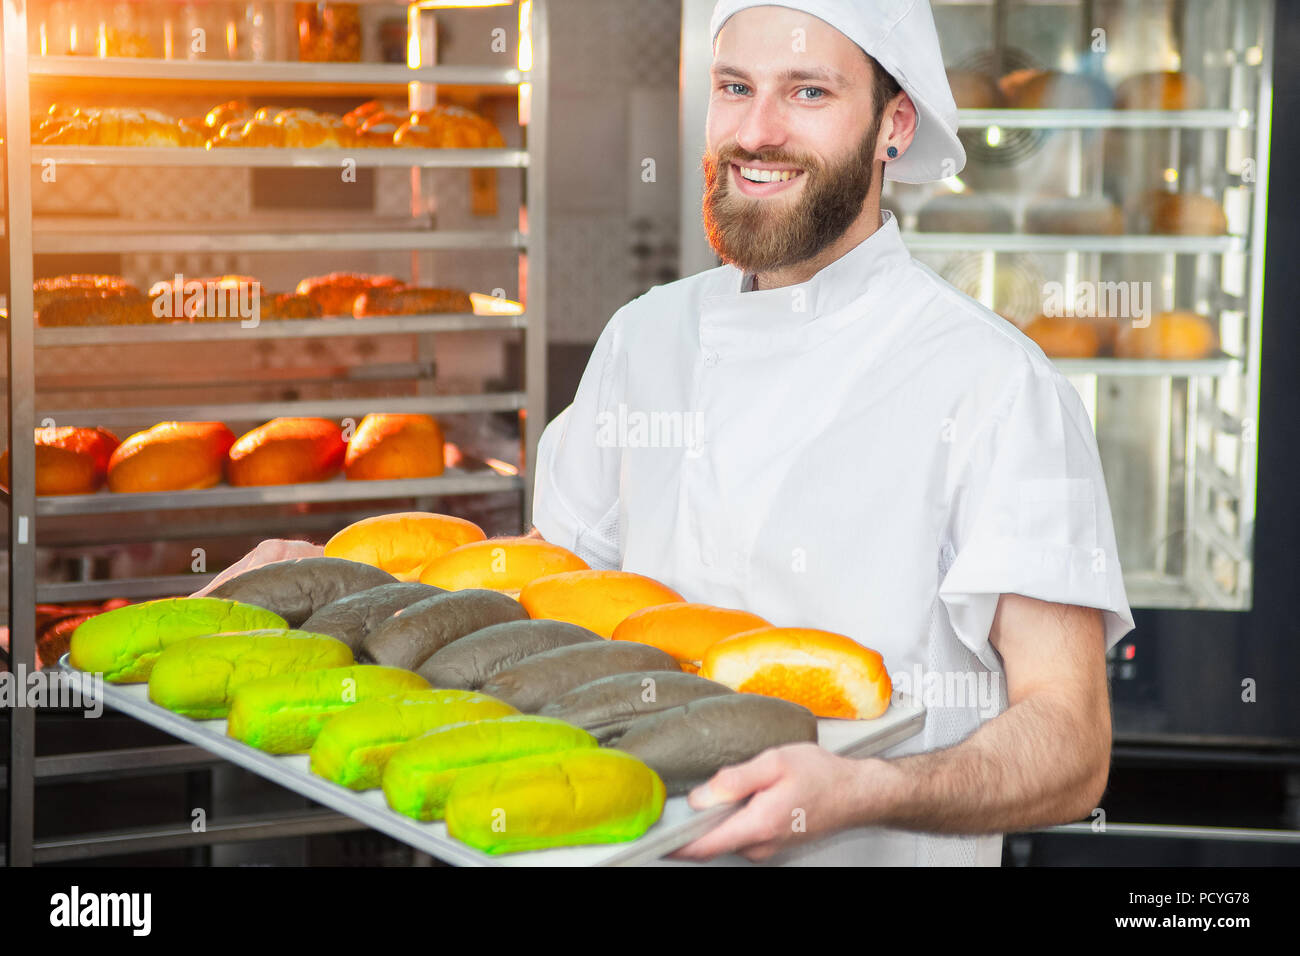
[915,194,1013,233]
[1024,196,1125,235]
[353,287,474,317]
[1022,315,1102,358]
[395,106,506,148]
[1115,311,1217,360]
[227,418,347,486]
[1,427,121,496]
[260,294,323,321]
[344,414,446,481]
[36,293,158,328]
[107,423,237,493]
[1132,191,1228,236]
[1115,71,1205,110]
[295,273,406,316]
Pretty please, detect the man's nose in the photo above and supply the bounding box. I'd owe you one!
[733,92,788,156]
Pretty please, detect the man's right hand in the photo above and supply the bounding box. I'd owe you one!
[190,539,326,598]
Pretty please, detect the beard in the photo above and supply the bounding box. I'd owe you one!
[702,118,883,276]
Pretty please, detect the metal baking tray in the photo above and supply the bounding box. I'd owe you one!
[59,657,924,866]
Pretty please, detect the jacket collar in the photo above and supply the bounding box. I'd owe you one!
[699,210,911,357]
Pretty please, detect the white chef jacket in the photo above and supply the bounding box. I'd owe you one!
[532,210,1135,866]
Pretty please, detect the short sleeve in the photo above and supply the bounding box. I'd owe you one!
[531,312,626,570]
[938,360,1135,672]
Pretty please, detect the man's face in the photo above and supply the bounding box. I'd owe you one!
[703,7,890,274]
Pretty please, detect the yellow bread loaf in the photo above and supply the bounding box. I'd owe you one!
[700,626,891,720]
[226,665,430,753]
[518,570,686,638]
[324,512,486,582]
[611,602,771,672]
[147,630,354,719]
[418,537,589,595]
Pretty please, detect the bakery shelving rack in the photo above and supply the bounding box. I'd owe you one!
[3,0,551,866]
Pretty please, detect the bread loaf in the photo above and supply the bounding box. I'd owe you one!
[915,194,1013,233]
[207,557,397,627]
[226,665,430,753]
[1114,310,1217,359]
[227,418,346,486]
[1000,69,1112,109]
[1115,71,1204,110]
[611,602,771,672]
[352,287,474,317]
[324,512,484,580]
[0,426,120,496]
[309,688,519,789]
[444,748,665,854]
[1022,315,1103,358]
[519,570,686,639]
[417,619,604,690]
[295,273,404,316]
[300,582,446,651]
[37,293,158,327]
[419,537,589,594]
[382,715,597,821]
[1131,191,1228,236]
[147,630,354,719]
[69,597,289,683]
[479,640,682,714]
[538,671,735,743]
[107,422,236,493]
[1024,196,1124,235]
[360,589,529,671]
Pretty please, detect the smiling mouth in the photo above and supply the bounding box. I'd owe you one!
[734,164,805,184]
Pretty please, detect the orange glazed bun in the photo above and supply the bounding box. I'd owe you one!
[612,602,770,673]
[227,418,346,486]
[519,570,686,639]
[107,422,235,493]
[324,512,485,581]
[700,627,891,720]
[419,537,588,595]
[1115,310,1217,360]
[1,426,120,495]
[344,414,445,481]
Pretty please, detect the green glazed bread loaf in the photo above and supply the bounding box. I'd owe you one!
[310,689,519,790]
[444,748,666,854]
[382,715,597,821]
[147,630,354,719]
[69,598,289,683]
[227,665,430,753]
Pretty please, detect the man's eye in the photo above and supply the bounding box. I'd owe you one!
[722,82,749,96]
[797,87,826,100]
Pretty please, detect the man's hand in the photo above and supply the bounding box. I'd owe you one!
[189,539,326,598]
[667,594,1111,861]
[671,744,901,862]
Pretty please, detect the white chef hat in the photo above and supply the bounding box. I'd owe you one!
[709,0,966,184]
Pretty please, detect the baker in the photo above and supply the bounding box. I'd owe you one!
[209,0,1134,866]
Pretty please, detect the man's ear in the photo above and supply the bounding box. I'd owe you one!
[880,92,919,163]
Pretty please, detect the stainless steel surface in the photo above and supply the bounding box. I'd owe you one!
[958,108,1253,129]
[36,576,214,602]
[905,234,1244,254]
[30,55,523,86]
[677,0,717,278]
[59,658,924,867]
[33,228,527,254]
[522,0,548,522]
[1034,821,1300,845]
[34,311,529,347]
[35,146,529,169]
[4,0,38,868]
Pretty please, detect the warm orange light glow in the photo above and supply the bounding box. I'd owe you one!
[518,0,533,71]
[469,292,524,316]
[518,81,531,125]
[485,458,519,476]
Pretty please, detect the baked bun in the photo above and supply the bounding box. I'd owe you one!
[148,275,264,321]
[324,512,486,581]
[1000,69,1112,109]
[1115,71,1205,110]
[1024,196,1124,235]
[395,105,506,148]
[700,626,892,720]
[916,193,1013,233]
[204,100,250,130]
[419,538,589,594]
[227,418,346,486]
[259,293,323,321]
[1022,315,1102,358]
[1,426,121,496]
[342,100,386,128]
[518,570,686,639]
[1114,310,1217,360]
[343,414,445,481]
[353,286,474,317]
[295,273,405,316]
[34,274,138,308]
[37,293,158,327]
[107,422,237,493]
[611,602,772,673]
[1131,191,1228,236]
[355,111,406,147]
[945,69,1005,108]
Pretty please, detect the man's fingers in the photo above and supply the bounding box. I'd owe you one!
[688,749,788,809]
[673,780,798,860]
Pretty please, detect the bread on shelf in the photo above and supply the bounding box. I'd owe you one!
[1023,196,1125,235]
[296,273,406,316]
[915,193,1013,233]
[1,426,121,496]
[344,414,446,481]
[353,287,474,317]
[999,69,1112,109]
[36,293,159,327]
[945,69,1005,109]
[227,418,347,487]
[1130,191,1228,236]
[1115,71,1205,110]
[395,105,506,149]
[107,422,237,493]
[1022,315,1103,358]
[1114,310,1217,360]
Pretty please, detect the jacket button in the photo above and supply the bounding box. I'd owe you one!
[704,351,719,367]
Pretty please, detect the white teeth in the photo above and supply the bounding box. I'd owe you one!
[739,166,800,183]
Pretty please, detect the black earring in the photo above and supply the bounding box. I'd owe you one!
[887,146,898,159]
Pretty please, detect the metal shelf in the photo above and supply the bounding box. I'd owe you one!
[32,227,526,254]
[34,145,529,168]
[903,232,1245,254]
[32,470,524,517]
[36,575,214,603]
[33,312,528,347]
[1054,354,1241,377]
[957,108,1254,130]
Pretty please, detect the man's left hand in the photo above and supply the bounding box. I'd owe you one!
[670,744,900,862]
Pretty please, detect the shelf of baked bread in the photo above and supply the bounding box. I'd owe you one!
[34,145,529,168]
[28,469,524,517]
[35,392,526,428]
[903,233,1244,255]
[1052,354,1240,378]
[33,311,528,347]
[29,56,524,97]
[31,228,526,255]
[957,108,1253,130]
